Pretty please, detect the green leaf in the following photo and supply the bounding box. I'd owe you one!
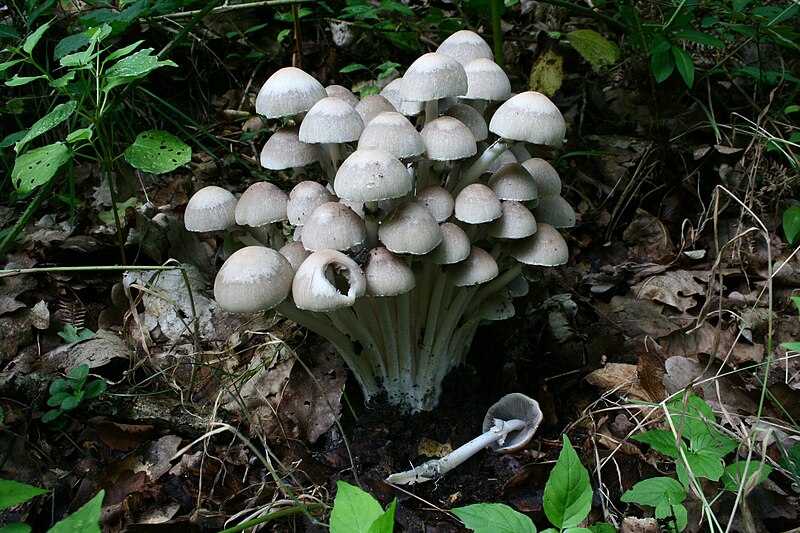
[566,29,619,69]
[633,429,681,458]
[543,435,593,529]
[781,341,800,352]
[5,75,46,87]
[783,205,800,244]
[105,40,144,61]
[49,378,68,395]
[47,392,71,407]
[683,449,724,481]
[82,380,107,400]
[588,523,616,533]
[47,490,103,533]
[672,29,724,48]
[671,45,695,88]
[104,49,176,93]
[0,522,33,533]
[651,49,675,83]
[49,71,76,88]
[779,443,800,477]
[367,498,396,533]
[123,130,191,174]
[60,394,81,411]
[22,20,52,54]
[41,409,63,423]
[12,142,70,193]
[621,477,686,507]
[330,481,384,533]
[452,503,536,533]
[655,502,688,532]
[721,460,773,492]
[276,29,292,44]
[65,128,92,143]
[0,479,50,510]
[528,48,563,98]
[67,364,89,381]
[54,33,92,61]
[17,101,77,152]
[0,59,26,72]
[340,63,370,74]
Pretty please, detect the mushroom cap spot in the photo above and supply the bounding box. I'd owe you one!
[364,247,416,297]
[292,249,366,312]
[509,223,569,266]
[235,182,289,227]
[256,67,327,118]
[299,96,364,143]
[427,222,471,265]
[487,200,538,239]
[325,84,360,107]
[533,195,576,228]
[213,246,294,313]
[334,147,413,202]
[279,240,311,272]
[448,246,498,287]
[420,116,477,161]
[184,185,237,232]
[488,163,539,201]
[358,111,425,160]
[400,52,468,102]
[259,126,321,170]
[379,202,442,255]
[521,157,562,196]
[444,103,488,142]
[286,181,336,227]
[416,185,454,223]
[454,183,502,224]
[436,30,493,66]
[355,94,397,126]
[464,58,511,101]
[489,91,566,147]
[301,202,366,251]
[482,393,543,453]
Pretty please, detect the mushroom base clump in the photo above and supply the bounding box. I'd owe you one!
[190,30,576,413]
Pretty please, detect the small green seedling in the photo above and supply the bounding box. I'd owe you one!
[42,364,106,428]
[0,478,103,533]
[783,205,800,245]
[57,324,94,344]
[329,481,396,533]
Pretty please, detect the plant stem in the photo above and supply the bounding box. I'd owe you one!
[0,173,57,259]
[490,0,505,68]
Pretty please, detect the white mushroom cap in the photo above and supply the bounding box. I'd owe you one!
[427,222,471,264]
[255,67,327,118]
[299,96,364,144]
[482,393,543,453]
[292,249,366,312]
[235,182,289,227]
[400,52,468,102]
[509,223,569,266]
[416,185,454,223]
[301,202,366,251]
[378,202,442,255]
[358,111,425,160]
[444,103,488,142]
[449,246,498,287]
[479,295,515,321]
[364,247,416,296]
[521,157,562,196]
[489,91,566,147]
[279,240,311,272]
[533,195,576,228]
[334,147,413,202]
[325,84,360,107]
[213,246,294,313]
[436,30,494,66]
[379,78,423,116]
[454,183,502,224]
[286,181,336,227]
[464,58,511,101]
[487,201,538,239]
[420,116,477,161]
[184,185,237,232]
[259,126,321,170]
[488,163,539,201]
[355,94,397,126]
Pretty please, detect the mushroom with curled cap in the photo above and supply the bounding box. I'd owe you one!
[385,393,542,484]
[291,249,366,312]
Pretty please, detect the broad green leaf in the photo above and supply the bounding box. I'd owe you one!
[41,409,62,423]
[683,449,724,481]
[672,29,724,48]
[528,48,563,98]
[49,378,68,395]
[54,33,92,61]
[340,63,369,74]
[655,502,688,532]
[83,380,106,400]
[17,101,77,152]
[47,490,103,533]
[671,45,695,88]
[276,29,292,44]
[621,477,686,507]
[47,392,71,407]
[690,431,738,459]
[0,479,50,510]
[633,429,680,458]
[0,58,25,72]
[588,523,616,533]
[1,131,27,149]
[543,435,593,529]
[722,460,773,492]
[566,29,618,69]
[0,522,32,533]
[66,128,92,143]
[60,394,81,411]
[123,130,191,174]
[330,481,384,533]
[651,49,675,83]
[783,205,800,244]
[649,34,671,54]
[103,49,176,93]
[68,364,89,381]
[49,71,76,88]
[452,503,536,533]
[22,20,52,54]
[781,341,800,352]
[667,393,715,441]
[5,75,46,87]
[11,142,70,193]
[105,40,144,61]
[367,498,396,533]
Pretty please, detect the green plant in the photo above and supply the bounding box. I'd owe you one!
[0,478,104,533]
[782,205,800,245]
[42,364,107,429]
[339,60,401,97]
[621,392,772,532]
[329,481,396,533]
[57,324,95,344]
[0,21,191,260]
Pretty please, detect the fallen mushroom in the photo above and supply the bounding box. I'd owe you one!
[385,393,542,485]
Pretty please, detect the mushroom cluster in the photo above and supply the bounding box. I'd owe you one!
[186,30,575,412]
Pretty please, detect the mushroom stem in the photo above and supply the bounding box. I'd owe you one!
[424,99,439,126]
[385,417,526,485]
[455,138,510,194]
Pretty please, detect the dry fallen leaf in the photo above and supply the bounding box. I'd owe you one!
[632,270,704,313]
